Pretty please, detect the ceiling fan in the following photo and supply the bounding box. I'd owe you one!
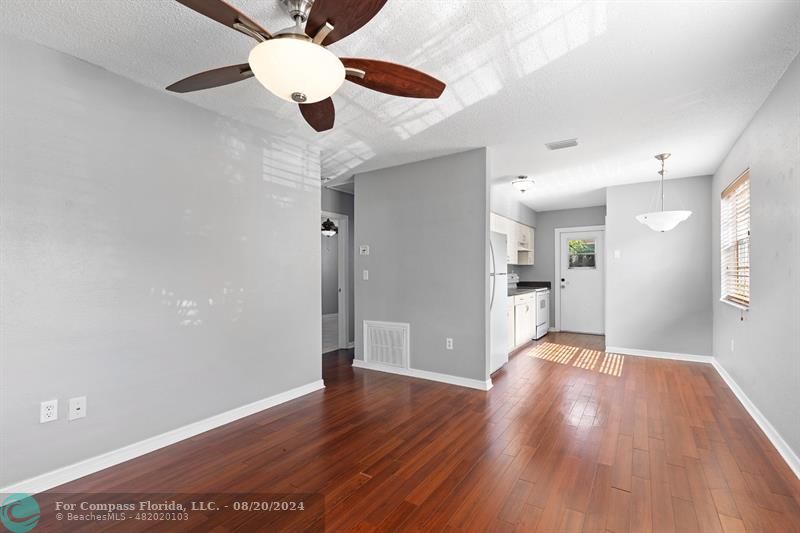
[165,0,446,132]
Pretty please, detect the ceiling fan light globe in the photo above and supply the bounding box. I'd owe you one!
[248,38,345,104]
[635,210,692,232]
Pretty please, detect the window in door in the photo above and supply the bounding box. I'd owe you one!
[720,169,750,308]
[568,239,596,269]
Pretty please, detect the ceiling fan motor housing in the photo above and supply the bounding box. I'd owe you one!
[282,0,315,22]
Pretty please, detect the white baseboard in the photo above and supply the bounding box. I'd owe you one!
[548,327,560,332]
[606,346,712,364]
[352,360,492,391]
[347,341,355,349]
[711,359,800,479]
[0,379,325,497]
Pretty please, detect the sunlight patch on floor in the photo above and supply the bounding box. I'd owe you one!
[573,348,602,371]
[598,352,624,376]
[528,342,579,364]
[528,343,624,377]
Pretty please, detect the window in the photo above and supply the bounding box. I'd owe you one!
[568,239,596,268]
[720,169,750,308]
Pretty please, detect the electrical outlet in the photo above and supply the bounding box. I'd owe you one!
[40,399,58,423]
[69,396,87,421]
[359,245,370,256]
[362,269,369,281]
[446,338,454,350]
[730,339,735,352]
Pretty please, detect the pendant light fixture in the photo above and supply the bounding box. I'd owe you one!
[512,175,534,194]
[635,153,692,232]
[321,218,338,237]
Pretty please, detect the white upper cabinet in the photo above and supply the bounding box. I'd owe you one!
[516,224,534,265]
[490,213,513,263]
[516,224,532,251]
[490,212,535,266]
[489,212,504,233]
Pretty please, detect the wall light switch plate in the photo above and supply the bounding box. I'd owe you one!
[69,396,87,420]
[359,245,370,256]
[362,269,369,281]
[40,399,58,423]
[614,249,621,259]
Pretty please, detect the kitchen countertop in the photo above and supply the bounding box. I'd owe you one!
[507,281,551,297]
[508,287,540,297]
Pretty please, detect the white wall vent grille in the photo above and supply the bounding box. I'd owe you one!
[363,321,410,368]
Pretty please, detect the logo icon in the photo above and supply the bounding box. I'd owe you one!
[0,494,39,533]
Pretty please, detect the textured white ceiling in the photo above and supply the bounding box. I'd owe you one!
[1,1,798,210]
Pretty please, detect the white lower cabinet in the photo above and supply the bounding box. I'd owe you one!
[507,306,515,351]
[513,293,534,347]
[514,304,529,347]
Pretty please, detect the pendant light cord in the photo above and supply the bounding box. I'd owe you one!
[659,157,666,212]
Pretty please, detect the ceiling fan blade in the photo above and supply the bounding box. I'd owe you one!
[166,64,253,93]
[306,0,388,46]
[299,98,335,132]
[341,58,445,99]
[175,0,271,39]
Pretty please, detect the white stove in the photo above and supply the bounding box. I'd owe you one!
[533,288,550,339]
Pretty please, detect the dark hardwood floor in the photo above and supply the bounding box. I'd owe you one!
[42,332,800,532]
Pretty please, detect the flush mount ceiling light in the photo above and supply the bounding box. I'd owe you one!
[635,153,692,232]
[165,0,446,132]
[321,218,338,237]
[512,175,534,194]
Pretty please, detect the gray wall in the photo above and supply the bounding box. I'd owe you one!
[514,206,606,325]
[711,54,800,459]
[321,233,339,315]
[321,187,354,342]
[0,35,322,487]
[354,149,489,381]
[605,176,712,355]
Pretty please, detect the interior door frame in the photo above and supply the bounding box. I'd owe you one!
[553,225,605,332]
[321,210,349,350]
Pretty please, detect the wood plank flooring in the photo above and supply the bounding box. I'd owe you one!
[43,332,800,532]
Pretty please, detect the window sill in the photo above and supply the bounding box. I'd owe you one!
[720,298,749,311]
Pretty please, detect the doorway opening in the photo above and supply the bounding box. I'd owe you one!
[321,211,349,354]
[554,225,605,335]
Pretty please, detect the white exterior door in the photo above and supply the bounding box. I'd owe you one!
[559,229,604,334]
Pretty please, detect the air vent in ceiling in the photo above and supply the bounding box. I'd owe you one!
[545,138,578,151]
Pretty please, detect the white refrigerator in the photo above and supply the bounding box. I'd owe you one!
[489,231,509,373]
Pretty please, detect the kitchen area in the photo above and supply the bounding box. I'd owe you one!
[489,212,550,374]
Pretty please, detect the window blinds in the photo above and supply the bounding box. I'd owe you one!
[720,170,750,307]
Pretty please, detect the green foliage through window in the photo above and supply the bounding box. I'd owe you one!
[568,239,596,268]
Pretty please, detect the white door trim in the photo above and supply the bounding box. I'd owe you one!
[553,225,605,332]
[322,210,349,350]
